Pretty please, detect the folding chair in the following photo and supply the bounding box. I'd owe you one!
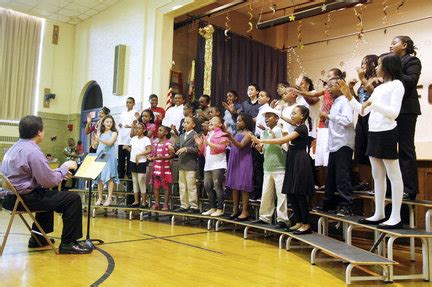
[0,173,58,255]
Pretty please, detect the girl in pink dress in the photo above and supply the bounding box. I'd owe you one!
[148,126,174,210]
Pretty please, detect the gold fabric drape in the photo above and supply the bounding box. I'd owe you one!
[0,8,43,119]
[198,24,214,96]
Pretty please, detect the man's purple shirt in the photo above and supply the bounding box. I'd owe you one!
[2,139,69,194]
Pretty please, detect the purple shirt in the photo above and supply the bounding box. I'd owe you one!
[2,139,69,194]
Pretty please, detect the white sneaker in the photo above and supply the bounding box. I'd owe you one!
[103,199,112,207]
[202,208,216,216]
[210,209,224,217]
[95,198,103,206]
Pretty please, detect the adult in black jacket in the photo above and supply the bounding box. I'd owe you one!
[390,36,421,200]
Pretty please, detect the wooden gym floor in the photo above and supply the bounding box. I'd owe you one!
[1,211,432,287]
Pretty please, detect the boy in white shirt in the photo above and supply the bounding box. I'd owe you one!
[163,94,185,131]
[118,97,137,179]
[315,78,355,217]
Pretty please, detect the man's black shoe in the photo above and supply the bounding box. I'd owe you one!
[313,205,335,213]
[275,221,289,229]
[353,182,370,192]
[28,236,55,248]
[336,207,353,217]
[59,242,92,254]
[175,207,189,213]
[403,192,416,201]
[251,219,269,225]
[189,208,201,214]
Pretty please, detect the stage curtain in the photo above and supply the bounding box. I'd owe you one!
[0,8,43,120]
[195,22,287,111]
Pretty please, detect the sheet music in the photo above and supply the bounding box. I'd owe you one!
[74,153,108,180]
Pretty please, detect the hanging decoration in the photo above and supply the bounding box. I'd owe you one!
[291,47,306,74]
[396,0,405,15]
[289,14,295,21]
[297,20,304,49]
[382,0,389,34]
[354,6,364,40]
[224,13,231,40]
[321,3,327,12]
[247,4,253,34]
[198,24,215,95]
[257,2,264,28]
[287,48,292,83]
[324,11,332,43]
[346,37,362,68]
[270,3,276,15]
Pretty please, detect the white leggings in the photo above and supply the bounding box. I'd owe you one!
[369,157,403,225]
[132,172,147,194]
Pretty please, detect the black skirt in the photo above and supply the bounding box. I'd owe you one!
[366,128,398,159]
[129,161,148,173]
[282,147,314,196]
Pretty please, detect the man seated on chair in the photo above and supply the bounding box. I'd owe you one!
[1,115,92,254]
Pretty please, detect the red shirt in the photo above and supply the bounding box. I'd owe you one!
[151,107,166,128]
[319,90,334,128]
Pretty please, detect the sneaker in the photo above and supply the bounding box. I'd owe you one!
[103,199,112,207]
[202,208,216,216]
[210,209,224,217]
[336,207,353,217]
[161,204,169,211]
[95,198,103,206]
[140,203,150,209]
[151,204,160,210]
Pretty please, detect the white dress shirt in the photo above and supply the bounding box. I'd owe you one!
[118,109,136,145]
[255,103,269,136]
[278,102,299,135]
[162,104,184,130]
[327,96,355,152]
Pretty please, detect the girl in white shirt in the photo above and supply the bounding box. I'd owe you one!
[125,123,152,208]
[338,53,405,229]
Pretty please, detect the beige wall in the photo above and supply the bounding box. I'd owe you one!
[71,0,148,114]
[267,0,432,158]
[38,20,76,115]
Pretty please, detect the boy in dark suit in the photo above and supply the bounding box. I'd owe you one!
[174,116,199,213]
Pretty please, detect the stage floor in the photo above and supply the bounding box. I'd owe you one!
[0,210,431,287]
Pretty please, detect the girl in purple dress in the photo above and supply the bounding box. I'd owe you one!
[225,112,255,221]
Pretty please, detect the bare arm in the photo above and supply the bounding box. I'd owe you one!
[252,131,300,145]
[227,132,252,149]
[99,132,118,146]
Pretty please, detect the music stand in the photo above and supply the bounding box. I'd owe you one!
[74,152,108,249]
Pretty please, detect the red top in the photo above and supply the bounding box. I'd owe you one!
[319,90,334,128]
[151,107,166,128]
